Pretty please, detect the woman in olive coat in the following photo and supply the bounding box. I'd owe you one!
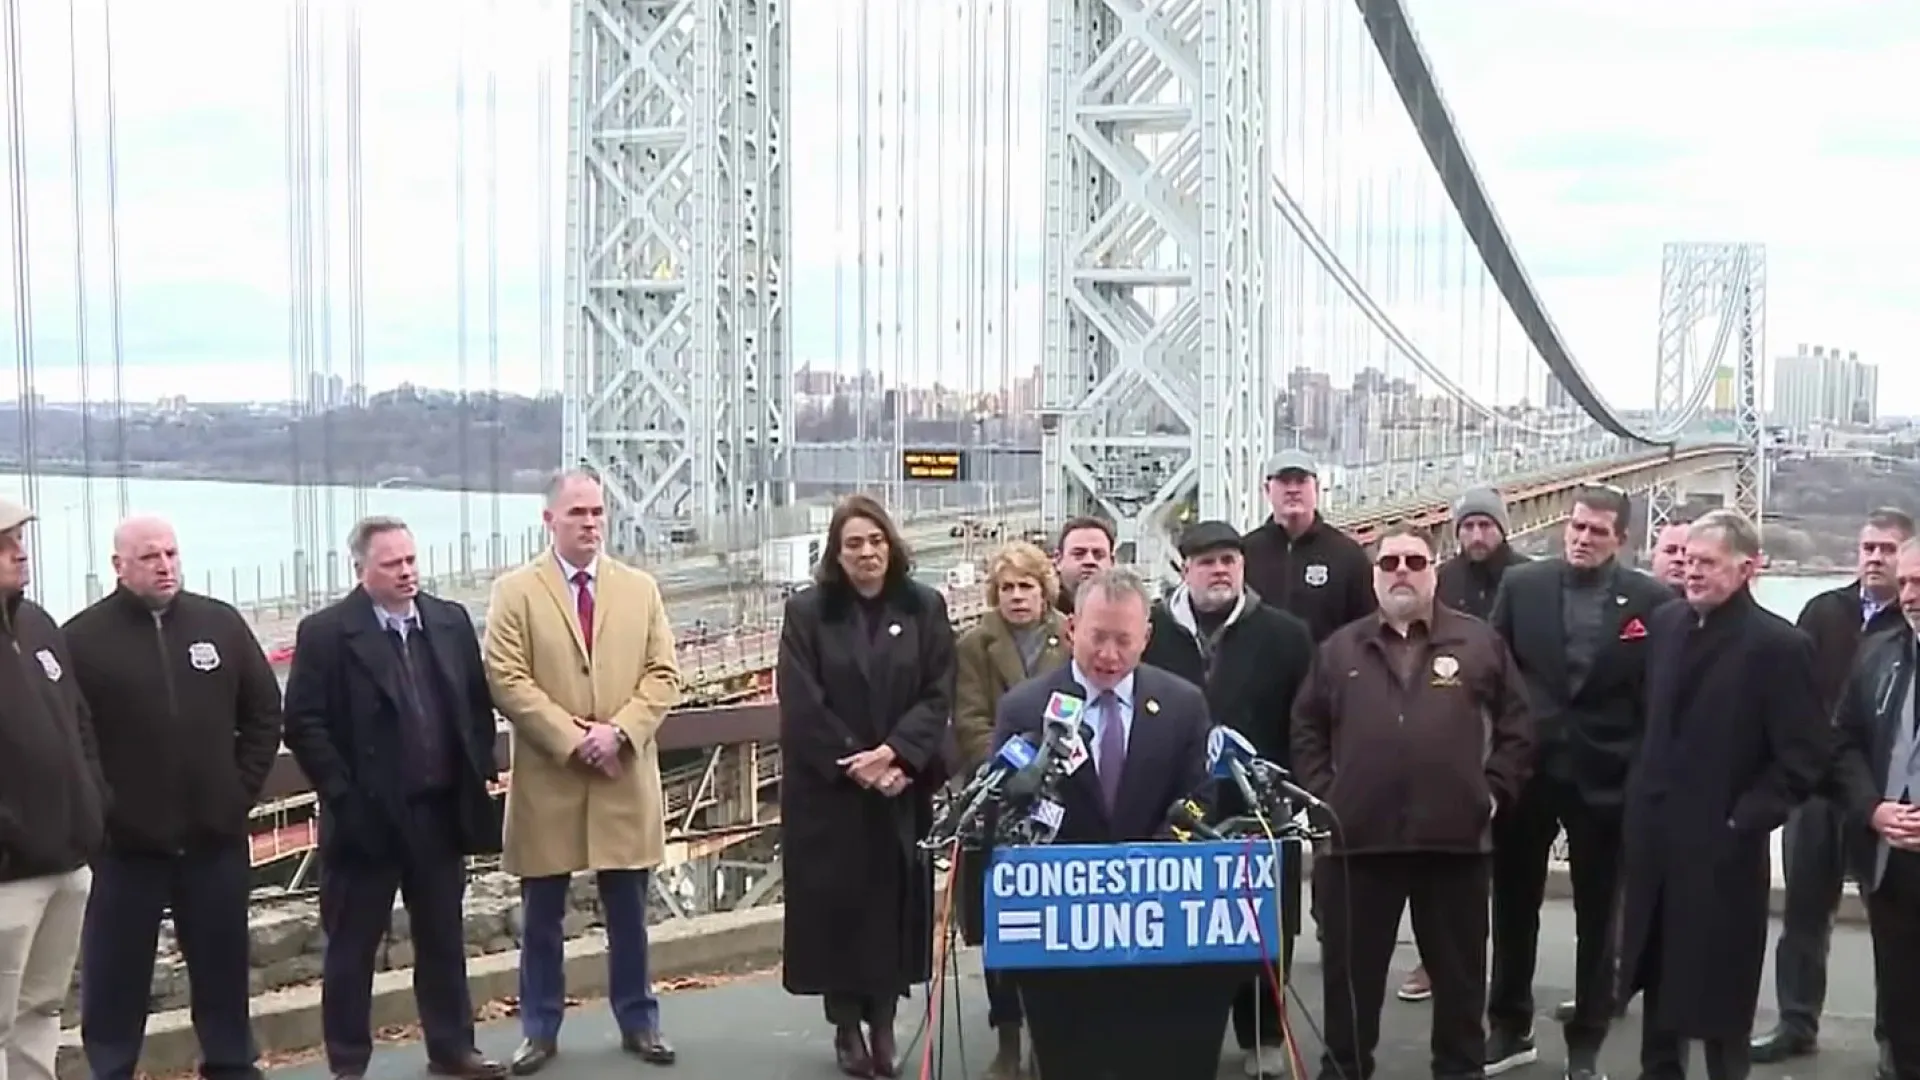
[777,495,956,1078]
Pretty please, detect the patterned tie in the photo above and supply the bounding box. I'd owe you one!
[573,569,595,655]
[1095,691,1126,813]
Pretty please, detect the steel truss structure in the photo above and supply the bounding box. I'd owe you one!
[563,0,790,554]
[1647,242,1766,542]
[1038,0,1272,579]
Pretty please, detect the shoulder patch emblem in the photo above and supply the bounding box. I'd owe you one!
[188,641,222,672]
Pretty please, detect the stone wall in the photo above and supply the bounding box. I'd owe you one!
[64,871,652,1018]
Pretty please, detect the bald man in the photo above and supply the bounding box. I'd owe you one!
[62,516,283,1080]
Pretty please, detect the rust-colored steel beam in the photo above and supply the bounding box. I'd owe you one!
[259,701,781,802]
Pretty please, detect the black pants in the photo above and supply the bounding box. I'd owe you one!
[81,839,259,1080]
[1316,852,1490,1080]
[1770,797,1884,1042]
[1233,930,1296,1049]
[1488,773,1621,1057]
[824,992,900,1028]
[318,795,475,1074]
[1637,895,1749,1080]
[1871,850,1920,1080]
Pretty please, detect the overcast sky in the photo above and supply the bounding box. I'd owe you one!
[0,0,1914,417]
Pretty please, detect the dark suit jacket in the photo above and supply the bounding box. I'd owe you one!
[1490,558,1673,806]
[991,662,1211,844]
[282,588,503,865]
[1830,628,1916,890]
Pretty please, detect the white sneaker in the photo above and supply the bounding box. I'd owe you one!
[1243,1046,1290,1077]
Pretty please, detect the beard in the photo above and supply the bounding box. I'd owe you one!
[1190,584,1238,612]
[1379,587,1425,622]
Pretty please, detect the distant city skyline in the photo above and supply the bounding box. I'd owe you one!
[0,2,1913,415]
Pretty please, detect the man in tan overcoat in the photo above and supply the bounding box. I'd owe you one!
[483,469,682,1072]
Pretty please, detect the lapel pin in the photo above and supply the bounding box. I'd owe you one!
[1047,635,1059,647]
[1615,595,1628,605]
[1144,698,1160,715]
[887,623,902,637]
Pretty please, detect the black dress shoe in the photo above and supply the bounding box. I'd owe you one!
[429,1052,509,1080]
[1553,999,1577,1023]
[1876,1040,1894,1080]
[509,1040,558,1077]
[1747,1028,1815,1064]
[834,1026,875,1078]
[622,1030,677,1066]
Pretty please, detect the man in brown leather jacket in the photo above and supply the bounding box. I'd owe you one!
[1293,523,1534,1080]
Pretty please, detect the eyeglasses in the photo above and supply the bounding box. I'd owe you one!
[1375,553,1430,573]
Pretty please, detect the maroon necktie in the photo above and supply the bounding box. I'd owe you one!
[572,569,594,655]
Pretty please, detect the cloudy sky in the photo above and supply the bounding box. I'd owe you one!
[1,0,1914,417]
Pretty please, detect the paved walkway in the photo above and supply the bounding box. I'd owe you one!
[270,900,1883,1080]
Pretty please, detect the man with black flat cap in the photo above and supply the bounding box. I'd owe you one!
[1144,521,1314,1079]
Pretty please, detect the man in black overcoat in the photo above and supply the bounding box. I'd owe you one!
[281,516,507,1080]
[1618,509,1829,1080]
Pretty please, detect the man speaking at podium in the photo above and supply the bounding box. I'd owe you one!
[993,566,1212,843]
[1293,524,1535,1080]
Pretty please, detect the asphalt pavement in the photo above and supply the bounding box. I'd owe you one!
[269,899,1884,1080]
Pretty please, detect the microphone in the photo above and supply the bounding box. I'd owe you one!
[1163,797,1223,841]
[1205,726,1266,811]
[1249,758,1329,814]
[923,733,1038,847]
[1002,692,1084,802]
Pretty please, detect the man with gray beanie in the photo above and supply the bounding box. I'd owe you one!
[1394,487,1532,1005]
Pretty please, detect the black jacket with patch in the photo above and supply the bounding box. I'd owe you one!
[0,592,108,882]
[63,588,284,854]
[1241,515,1377,644]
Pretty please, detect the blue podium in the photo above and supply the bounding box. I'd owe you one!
[983,842,1286,1080]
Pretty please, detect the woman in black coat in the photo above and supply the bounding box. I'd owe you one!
[777,494,956,1078]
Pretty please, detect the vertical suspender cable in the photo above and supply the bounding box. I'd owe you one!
[345,0,367,522]
[535,0,555,402]
[454,13,472,578]
[63,0,99,603]
[832,0,847,479]
[854,0,871,490]
[100,0,129,519]
[889,0,906,513]
[315,1,339,592]
[484,0,502,568]
[1,0,39,573]
[997,0,1015,514]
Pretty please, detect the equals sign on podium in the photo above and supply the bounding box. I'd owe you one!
[995,909,1043,943]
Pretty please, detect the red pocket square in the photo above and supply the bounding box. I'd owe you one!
[1619,617,1647,641]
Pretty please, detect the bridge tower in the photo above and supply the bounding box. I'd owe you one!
[561,0,792,555]
[1037,0,1273,580]
[1647,242,1767,541]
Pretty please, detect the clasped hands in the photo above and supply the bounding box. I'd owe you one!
[572,716,626,778]
[839,744,908,797]
[1871,801,1920,851]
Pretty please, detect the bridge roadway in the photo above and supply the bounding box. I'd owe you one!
[266,899,1882,1080]
[243,504,1037,662]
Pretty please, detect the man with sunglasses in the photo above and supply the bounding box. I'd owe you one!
[1483,484,1675,1080]
[1750,508,1911,1080]
[1293,524,1533,1080]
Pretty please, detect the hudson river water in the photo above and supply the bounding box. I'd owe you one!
[6,473,545,619]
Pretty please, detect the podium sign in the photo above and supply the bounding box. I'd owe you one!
[982,842,1283,970]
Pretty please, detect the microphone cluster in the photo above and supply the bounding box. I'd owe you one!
[922,691,1086,851]
[1162,726,1331,843]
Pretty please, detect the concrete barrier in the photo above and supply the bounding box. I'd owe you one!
[54,888,785,1080]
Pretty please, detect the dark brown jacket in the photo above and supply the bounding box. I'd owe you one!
[952,610,1070,770]
[1291,604,1534,855]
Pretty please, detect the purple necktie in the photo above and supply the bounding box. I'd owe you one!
[1094,692,1126,812]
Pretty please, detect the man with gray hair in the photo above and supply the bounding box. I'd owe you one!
[63,514,283,1080]
[283,515,507,1080]
[1618,509,1827,1080]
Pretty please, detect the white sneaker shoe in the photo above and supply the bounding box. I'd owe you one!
[1243,1046,1290,1077]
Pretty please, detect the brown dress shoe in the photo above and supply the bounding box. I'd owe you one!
[834,1025,874,1078]
[508,1039,558,1077]
[621,1029,677,1066]
[428,1052,508,1080]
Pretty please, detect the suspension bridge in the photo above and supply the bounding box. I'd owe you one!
[3,0,1805,1068]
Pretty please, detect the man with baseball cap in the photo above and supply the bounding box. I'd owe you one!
[0,496,109,1080]
[1241,450,1376,645]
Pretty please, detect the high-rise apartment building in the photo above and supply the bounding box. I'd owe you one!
[1770,344,1878,434]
